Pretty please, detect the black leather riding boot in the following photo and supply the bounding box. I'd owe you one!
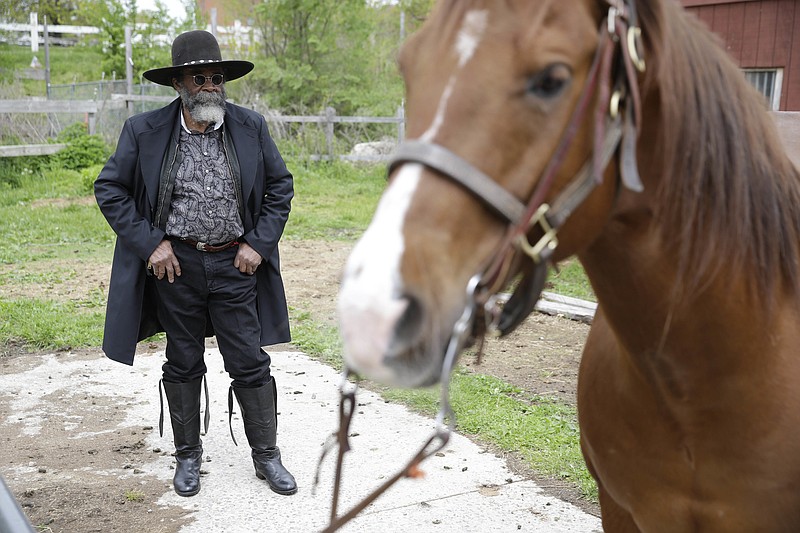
[162,379,203,497]
[232,379,298,495]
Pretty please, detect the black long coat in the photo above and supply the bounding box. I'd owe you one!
[95,99,293,365]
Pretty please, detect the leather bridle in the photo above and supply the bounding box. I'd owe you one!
[390,0,646,338]
[316,2,646,531]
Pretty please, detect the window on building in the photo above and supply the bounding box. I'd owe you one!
[743,69,783,111]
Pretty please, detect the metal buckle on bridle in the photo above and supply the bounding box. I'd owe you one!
[627,26,646,73]
[607,6,620,38]
[315,277,481,533]
[516,203,558,264]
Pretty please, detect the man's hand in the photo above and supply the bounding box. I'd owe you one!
[148,240,181,283]
[234,242,262,275]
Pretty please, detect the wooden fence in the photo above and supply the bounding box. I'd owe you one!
[0,97,405,161]
[2,98,795,165]
[265,106,405,162]
[0,99,103,156]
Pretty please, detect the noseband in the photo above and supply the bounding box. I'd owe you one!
[317,2,646,531]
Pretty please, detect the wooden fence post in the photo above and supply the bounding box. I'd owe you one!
[30,12,38,53]
[87,111,97,135]
[125,26,134,117]
[325,107,336,160]
[44,16,51,99]
[396,104,405,143]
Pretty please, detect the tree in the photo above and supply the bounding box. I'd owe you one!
[0,0,77,25]
[246,0,434,115]
[74,0,200,80]
[133,1,203,80]
[75,0,132,77]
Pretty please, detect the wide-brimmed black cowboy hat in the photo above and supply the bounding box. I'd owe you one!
[143,30,254,86]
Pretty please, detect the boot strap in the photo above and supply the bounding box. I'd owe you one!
[202,375,210,435]
[228,385,239,446]
[159,379,165,438]
[271,377,278,433]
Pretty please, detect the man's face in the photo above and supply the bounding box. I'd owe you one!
[173,67,227,125]
[180,67,225,93]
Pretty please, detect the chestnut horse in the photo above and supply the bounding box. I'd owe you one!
[338,0,800,530]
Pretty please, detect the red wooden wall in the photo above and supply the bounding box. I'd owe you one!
[681,0,800,110]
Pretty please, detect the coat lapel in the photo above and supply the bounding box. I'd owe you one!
[225,104,259,202]
[139,99,181,211]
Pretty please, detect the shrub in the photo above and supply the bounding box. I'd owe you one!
[0,157,49,188]
[0,123,110,191]
[53,132,110,171]
[80,164,105,195]
[55,123,92,143]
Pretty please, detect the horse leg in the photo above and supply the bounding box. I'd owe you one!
[597,483,641,533]
[582,450,640,532]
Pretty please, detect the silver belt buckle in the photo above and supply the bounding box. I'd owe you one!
[196,241,207,251]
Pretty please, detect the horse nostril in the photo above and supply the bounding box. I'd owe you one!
[390,294,424,355]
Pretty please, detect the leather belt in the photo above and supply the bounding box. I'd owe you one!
[169,236,240,252]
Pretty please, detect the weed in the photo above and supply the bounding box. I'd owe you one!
[123,490,146,503]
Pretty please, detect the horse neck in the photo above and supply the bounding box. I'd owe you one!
[574,35,800,361]
[576,184,798,374]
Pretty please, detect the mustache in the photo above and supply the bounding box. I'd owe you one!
[178,85,226,108]
[190,89,226,106]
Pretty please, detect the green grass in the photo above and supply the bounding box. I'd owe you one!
[381,372,595,498]
[0,265,77,287]
[123,489,146,503]
[0,43,107,94]
[0,203,113,263]
[0,162,112,263]
[548,260,596,302]
[0,298,105,349]
[289,309,344,369]
[284,158,386,241]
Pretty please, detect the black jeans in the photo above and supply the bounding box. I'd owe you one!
[155,240,272,387]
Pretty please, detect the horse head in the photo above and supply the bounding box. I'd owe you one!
[338,0,650,387]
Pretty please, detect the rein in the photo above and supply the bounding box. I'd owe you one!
[317,2,646,531]
[314,277,479,533]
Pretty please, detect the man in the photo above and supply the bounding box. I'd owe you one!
[94,30,297,497]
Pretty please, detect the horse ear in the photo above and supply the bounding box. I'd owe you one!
[497,260,549,336]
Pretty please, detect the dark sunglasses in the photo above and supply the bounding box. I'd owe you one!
[191,73,224,86]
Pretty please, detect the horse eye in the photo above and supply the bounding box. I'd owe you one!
[526,64,571,99]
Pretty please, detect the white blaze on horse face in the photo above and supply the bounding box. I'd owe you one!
[339,10,489,380]
[456,10,488,67]
[419,10,488,142]
[338,164,422,381]
[420,80,455,143]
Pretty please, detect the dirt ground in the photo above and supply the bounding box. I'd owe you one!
[0,238,594,532]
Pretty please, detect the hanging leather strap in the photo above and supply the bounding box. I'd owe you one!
[158,379,165,438]
[202,375,210,436]
[228,385,238,446]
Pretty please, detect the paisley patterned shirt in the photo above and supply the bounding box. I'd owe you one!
[166,127,244,244]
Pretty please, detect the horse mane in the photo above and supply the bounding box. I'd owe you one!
[636,0,800,303]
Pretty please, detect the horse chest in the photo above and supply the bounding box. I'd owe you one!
[579,317,800,530]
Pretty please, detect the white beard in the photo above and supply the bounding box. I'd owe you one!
[179,85,227,125]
